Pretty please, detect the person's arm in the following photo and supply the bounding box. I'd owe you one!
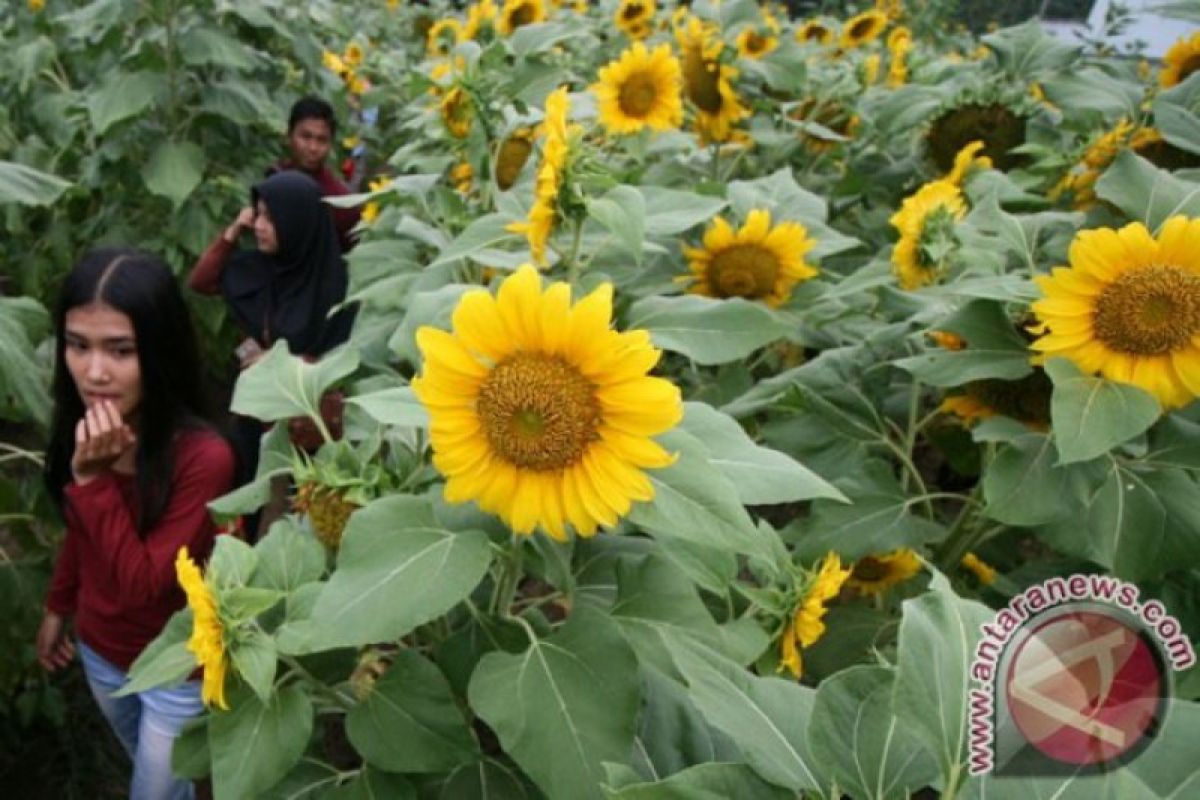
[63,435,235,607]
[44,526,81,617]
[188,208,254,294]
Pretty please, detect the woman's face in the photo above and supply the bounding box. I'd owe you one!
[254,200,279,254]
[63,302,143,421]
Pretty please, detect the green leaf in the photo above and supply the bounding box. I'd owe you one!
[390,284,474,365]
[639,187,727,236]
[965,194,1083,272]
[982,434,1087,525]
[1095,150,1200,231]
[221,587,284,622]
[982,19,1079,77]
[0,296,52,424]
[300,495,492,650]
[440,760,532,799]
[1144,415,1200,469]
[346,650,478,772]
[0,161,72,207]
[808,665,939,799]
[141,142,205,208]
[1040,68,1142,118]
[629,668,741,781]
[327,767,417,800]
[347,386,430,428]
[678,402,846,504]
[728,168,827,221]
[892,572,994,790]
[431,214,521,267]
[208,535,258,589]
[231,342,359,423]
[251,517,327,592]
[1154,73,1200,156]
[668,636,825,792]
[627,295,790,365]
[588,186,645,265]
[172,718,211,780]
[179,26,258,70]
[894,298,1032,387]
[1045,358,1161,464]
[86,70,166,133]
[469,606,640,800]
[209,685,313,800]
[509,22,581,57]
[230,629,277,703]
[605,762,792,799]
[119,609,196,696]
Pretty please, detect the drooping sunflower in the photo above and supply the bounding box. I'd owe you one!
[614,0,655,39]
[886,26,911,87]
[926,102,1027,172]
[412,266,682,539]
[1030,216,1200,410]
[1055,121,1200,208]
[592,42,683,135]
[839,10,887,49]
[175,548,228,710]
[676,16,750,143]
[1161,31,1200,88]
[778,553,851,679]
[498,0,547,34]
[889,179,966,290]
[440,86,473,138]
[945,139,992,186]
[683,209,818,307]
[495,127,535,190]
[463,0,499,40]
[507,87,571,264]
[940,369,1053,430]
[847,549,922,596]
[427,18,464,55]
[862,53,881,85]
[796,19,834,46]
[451,161,474,195]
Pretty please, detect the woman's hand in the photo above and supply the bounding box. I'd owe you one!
[224,206,255,243]
[36,611,75,672]
[71,399,136,485]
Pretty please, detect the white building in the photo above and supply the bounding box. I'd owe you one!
[1041,0,1197,58]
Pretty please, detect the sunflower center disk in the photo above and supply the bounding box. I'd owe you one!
[848,20,873,40]
[477,353,601,470]
[852,557,888,582]
[1093,265,1200,355]
[622,3,646,21]
[709,244,780,299]
[683,50,723,114]
[618,73,660,118]
[747,33,766,53]
[510,4,535,27]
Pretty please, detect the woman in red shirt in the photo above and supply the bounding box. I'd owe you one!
[36,248,235,800]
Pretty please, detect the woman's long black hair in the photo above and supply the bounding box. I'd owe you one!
[44,247,213,535]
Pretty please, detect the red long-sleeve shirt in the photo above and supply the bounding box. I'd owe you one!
[45,429,236,670]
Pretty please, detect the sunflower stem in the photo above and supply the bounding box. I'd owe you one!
[708,142,721,183]
[933,489,983,575]
[280,654,355,710]
[493,537,525,616]
[565,218,585,288]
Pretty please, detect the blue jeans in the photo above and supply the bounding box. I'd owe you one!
[78,641,203,800]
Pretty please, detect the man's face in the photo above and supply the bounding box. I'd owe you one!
[287,117,333,173]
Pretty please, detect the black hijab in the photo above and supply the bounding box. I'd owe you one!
[221,170,356,357]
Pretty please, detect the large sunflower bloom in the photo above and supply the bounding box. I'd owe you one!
[847,549,922,596]
[507,87,571,265]
[840,10,887,49]
[593,43,683,135]
[1030,217,1200,409]
[412,266,682,539]
[499,0,547,35]
[945,140,992,186]
[1161,32,1200,88]
[615,0,655,39]
[427,18,464,55]
[175,548,228,710]
[778,553,851,678]
[676,16,751,144]
[889,179,966,290]
[683,209,818,307]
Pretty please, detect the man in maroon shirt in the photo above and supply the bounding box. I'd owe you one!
[267,96,361,252]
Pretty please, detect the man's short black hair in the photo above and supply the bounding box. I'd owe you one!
[288,96,337,136]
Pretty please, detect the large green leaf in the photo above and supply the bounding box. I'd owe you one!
[86,70,166,133]
[629,667,741,781]
[439,760,532,799]
[605,762,792,799]
[346,650,478,772]
[1040,67,1142,118]
[982,19,1079,77]
[668,636,826,793]
[209,685,313,800]
[892,572,993,796]
[231,342,359,424]
[1045,358,1160,465]
[982,434,1088,525]
[250,517,326,592]
[230,629,277,703]
[0,161,72,207]
[1095,150,1200,231]
[430,214,522,267]
[1154,73,1200,156]
[0,296,52,424]
[119,609,196,696]
[468,606,641,800]
[638,187,728,236]
[141,141,205,208]
[179,26,258,70]
[627,295,790,365]
[346,386,430,428]
[678,402,845,504]
[588,185,645,264]
[808,665,939,799]
[327,767,417,800]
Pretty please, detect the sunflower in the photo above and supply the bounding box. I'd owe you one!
[737,23,779,60]
[886,27,911,87]
[463,0,499,40]
[451,162,474,194]
[889,179,966,290]
[1161,31,1200,88]
[507,87,571,265]
[615,0,655,38]
[495,127,535,190]
[412,266,682,539]
[175,548,229,710]
[886,26,911,50]
[676,16,750,143]
[796,19,833,45]
[1031,217,1200,410]
[961,552,997,585]
[840,10,887,49]
[322,50,348,79]
[862,53,881,85]
[440,86,473,138]
[778,553,851,679]
[940,369,1053,430]
[926,102,1026,172]
[593,43,683,135]
[360,176,391,224]
[427,18,464,55]
[499,0,547,34]
[847,549,922,595]
[945,140,991,186]
[683,209,818,307]
[343,41,365,68]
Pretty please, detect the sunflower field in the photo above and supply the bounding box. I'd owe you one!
[6,0,1200,797]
